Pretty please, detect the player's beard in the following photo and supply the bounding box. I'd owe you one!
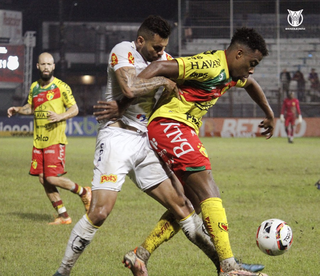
[40,70,54,81]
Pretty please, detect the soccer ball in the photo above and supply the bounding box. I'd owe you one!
[256,218,293,256]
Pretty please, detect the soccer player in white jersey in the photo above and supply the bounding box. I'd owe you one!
[53,15,223,276]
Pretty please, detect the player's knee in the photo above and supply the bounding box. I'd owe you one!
[38,174,44,185]
[45,176,58,186]
[87,208,109,226]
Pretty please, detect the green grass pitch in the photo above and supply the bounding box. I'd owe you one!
[0,136,319,275]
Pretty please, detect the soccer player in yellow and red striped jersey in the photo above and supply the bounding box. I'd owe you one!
[126,27,274,276]
[7,52,91,225]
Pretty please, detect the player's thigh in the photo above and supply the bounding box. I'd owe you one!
[145,177,192,220]
[130,142,169,191]
[91,127,140,192]
[29,147,44,176]
[43,144,66,177]
[148,119,211,172]
[183,170,221,200]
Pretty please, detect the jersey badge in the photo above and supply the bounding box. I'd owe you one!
[128,52,135,65]
[111,53,118,67]
[46,91,55,101]
[32,159,38,169]
[197,142,208,158]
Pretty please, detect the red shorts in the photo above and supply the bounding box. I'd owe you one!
[29,144,67,177]
[148,118,211,183]
[285,115,295,127]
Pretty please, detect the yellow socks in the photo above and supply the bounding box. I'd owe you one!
[200,197,233,261]
[141,210,180,254]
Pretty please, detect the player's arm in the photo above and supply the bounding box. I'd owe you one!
[7,103,33,117]
[116,66,178,98]
[296,99,303,123]
[93,65,179,121]
[243,77,275,138]
[138,59,179,80]
[47,104,79,123]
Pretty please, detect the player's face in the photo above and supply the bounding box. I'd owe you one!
[230,48,263,82]
[37,54,55,81]
[139,34,169,62]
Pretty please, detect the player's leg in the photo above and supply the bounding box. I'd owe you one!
[289,117,295,143]
[148,119,266,275]
[183,170,239,270]
[29,147,72,224]
[55,126,136,275]
[123,141,219,275]
[284,117,291,143]
[42,175,72,224]
[43,144,91,211]
[154,173,221,270]
[54,189,118,276]
[183,184,265,273]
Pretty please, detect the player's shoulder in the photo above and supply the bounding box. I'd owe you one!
[112,41,134,53]
[53,77,72,91]
[30,80,40,89]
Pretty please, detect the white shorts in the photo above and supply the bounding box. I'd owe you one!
[91,126,171,192]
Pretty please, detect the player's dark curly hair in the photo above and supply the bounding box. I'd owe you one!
[137,15,171,40]
[230,27,268,56]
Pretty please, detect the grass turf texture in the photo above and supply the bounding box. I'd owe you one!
[0,136,319,275]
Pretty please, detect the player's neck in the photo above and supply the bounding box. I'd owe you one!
[40,76,54,87]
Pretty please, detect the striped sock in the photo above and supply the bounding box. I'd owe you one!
[71,183,86,196]
[52,200,69,218]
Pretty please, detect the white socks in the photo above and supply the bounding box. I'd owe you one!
[179,212,220,271]
[57,215,98,275]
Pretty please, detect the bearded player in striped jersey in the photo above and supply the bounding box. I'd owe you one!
[7,52,91,225]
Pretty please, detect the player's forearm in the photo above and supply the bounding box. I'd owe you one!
[117,66,169,98]
[245,79,274,119]
[18,104,33,115]
[128,76,170,98]
[60,104,79,120]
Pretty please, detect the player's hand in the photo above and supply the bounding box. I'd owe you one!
[47,110,62,122]
[259,117,275,139]
[93,100,120,121]
[163,79,180,100]
[280,114,285,123]
[7,107,19,118]
[298,114,302,124]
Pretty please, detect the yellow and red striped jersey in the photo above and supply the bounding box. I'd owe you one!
[28,77,76,148]
[149,50,246,134]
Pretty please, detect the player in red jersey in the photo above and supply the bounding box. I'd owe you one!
[280,91,302,143]
[7,52,91,225]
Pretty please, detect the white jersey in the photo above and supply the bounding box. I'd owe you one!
[103,41,173,132]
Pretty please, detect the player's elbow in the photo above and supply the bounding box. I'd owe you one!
[74,105,79,116]
[121,88,135,99]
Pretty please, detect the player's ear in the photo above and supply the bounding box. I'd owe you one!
[36,63,39,69]
[136,35,145,46]
[236,49,243,60]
